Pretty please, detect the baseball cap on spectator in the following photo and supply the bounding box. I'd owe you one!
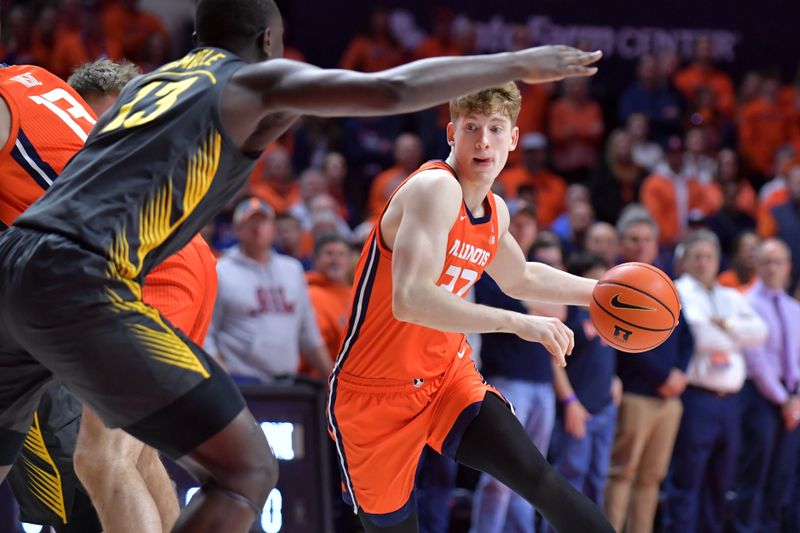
[521,132,547,151]
[506,198,538,220]
[233,197,275,226]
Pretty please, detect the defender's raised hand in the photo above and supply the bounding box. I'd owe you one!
[519,46,602,84]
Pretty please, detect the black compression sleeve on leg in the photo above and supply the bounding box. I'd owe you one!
[455,392,614,533]
[358,508,420,533]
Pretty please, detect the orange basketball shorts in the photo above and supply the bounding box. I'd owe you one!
[142,234,217,344]
[327,346,508,526]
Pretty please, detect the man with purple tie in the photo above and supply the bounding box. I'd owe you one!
[734,238,800,533]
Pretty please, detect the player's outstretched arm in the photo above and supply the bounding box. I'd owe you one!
[389,173,572,365]
[236,46,601,118]
[486,196,597,307]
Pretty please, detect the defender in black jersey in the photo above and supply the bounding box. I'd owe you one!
[0,0,601,531]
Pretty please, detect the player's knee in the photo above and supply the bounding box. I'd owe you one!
[235,442,278,507]
[74,443,117,484]
[75,446,127,482]
[209,433,278,508]
[74,431,141,484]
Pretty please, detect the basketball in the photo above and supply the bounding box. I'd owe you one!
[589,262,680,353]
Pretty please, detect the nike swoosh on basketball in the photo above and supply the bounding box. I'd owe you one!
[610,294,655,312]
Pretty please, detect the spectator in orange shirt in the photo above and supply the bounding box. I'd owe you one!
[548,77,604,183]
[339,6,405,72]
[673,35,736,117]
[716,230,760,291]
[640,135,715,245]
[367,133,424,217]
[497,133,567,228]
[102,0,170,67]
[300,234,354,377]
[739,71,794,182]
[251,146,299,215]
[590,130,648,225]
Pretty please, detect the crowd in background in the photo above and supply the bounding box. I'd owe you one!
[5,1,800,532]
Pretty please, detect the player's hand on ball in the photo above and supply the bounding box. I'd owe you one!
[514,315,574,367]
[519,46,602,84]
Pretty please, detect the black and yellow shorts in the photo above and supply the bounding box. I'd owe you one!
[6,381,101,531]
[0,227,244,465]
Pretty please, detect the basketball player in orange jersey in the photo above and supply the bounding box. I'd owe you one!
[0,60,212,532]
[329,83,615,532]
[0,1,602,530]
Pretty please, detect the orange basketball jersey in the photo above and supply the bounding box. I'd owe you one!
[0,64,97,228]
[0,64,217,343]
[335,160,499,381]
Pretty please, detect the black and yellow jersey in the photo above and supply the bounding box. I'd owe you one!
[16,47,259,280]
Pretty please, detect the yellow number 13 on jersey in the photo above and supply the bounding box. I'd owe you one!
[101,76,199,133]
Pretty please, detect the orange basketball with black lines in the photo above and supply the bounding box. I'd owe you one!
[589,262,680,353]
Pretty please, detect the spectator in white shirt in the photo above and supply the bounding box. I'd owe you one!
[204,198,333,382]
[665,229,767,533]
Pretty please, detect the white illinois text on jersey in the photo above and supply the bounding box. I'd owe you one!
[448,239,491,267]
